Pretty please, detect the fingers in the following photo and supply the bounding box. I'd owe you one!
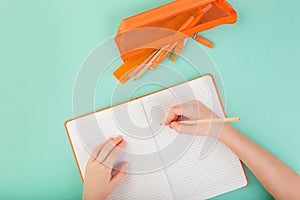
[102,140,126,168]
[164,105,183,125]
[89,138,111,163]
[170,122,199,135]
[164,100,201,125]
[164,100,214,126]
[96,136,123,164]
[110,162,128,190]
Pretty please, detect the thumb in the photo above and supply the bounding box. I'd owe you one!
[170,122,199,135]
[110,162,128,190]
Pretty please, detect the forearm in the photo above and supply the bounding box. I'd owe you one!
[219,124,300,199]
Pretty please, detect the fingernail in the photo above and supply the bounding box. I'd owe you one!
[171,122,175,128]
[110,136,123,145]
[115,135,123,141]
[118,141,126,148]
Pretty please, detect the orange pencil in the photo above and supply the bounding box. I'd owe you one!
[134,49,162,80]
[148,15,195,70]
[150,3,214,68]
[193,35,214,48]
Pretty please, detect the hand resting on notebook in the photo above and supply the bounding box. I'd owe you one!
[82,136,128,200]
[165,100,300,199]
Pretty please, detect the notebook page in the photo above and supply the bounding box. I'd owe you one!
[66,120,91,177]
[140,75,247,199]
[66,99,173,199]
[94,100,166,173]
[140,76,225,165]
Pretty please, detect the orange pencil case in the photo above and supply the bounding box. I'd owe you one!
[114,0,237,62]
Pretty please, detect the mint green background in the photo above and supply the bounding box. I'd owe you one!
[1,0,299,199]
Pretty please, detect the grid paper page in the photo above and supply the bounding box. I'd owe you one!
[66,99,173,199]
[66,121,91,176]
[109,170,173,200]
[95,100,166,173]
[140,75,247,199]
[140,76,224,165]
[66,75,247,199]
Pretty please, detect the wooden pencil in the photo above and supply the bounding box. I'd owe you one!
[178,117,240,125]
[122,49,158,82]
[150,4,213,70]
[148,15,195,70]
[134,49,163,80]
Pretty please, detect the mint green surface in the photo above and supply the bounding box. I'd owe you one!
[1,0,299,199]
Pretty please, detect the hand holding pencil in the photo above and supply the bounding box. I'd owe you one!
[164,100,240,137]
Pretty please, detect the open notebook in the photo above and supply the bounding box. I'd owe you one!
[65,75,247,199]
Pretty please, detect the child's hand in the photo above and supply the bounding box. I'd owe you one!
[82,136,128,200]
[164,100,222,136]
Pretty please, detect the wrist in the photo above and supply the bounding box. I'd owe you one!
[82,189,107,200]
[219,123,235,143]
